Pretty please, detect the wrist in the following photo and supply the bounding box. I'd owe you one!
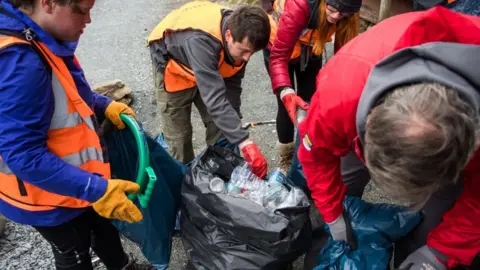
[428,246,448,265]
[280,87,295,100]
[327,212,345,226]
[239,138,253,149]
[85,176,109,203]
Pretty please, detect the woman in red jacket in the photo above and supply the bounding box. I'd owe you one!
[261,0,362,172]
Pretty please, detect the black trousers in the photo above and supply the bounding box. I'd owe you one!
[263,49,323,144]
[33,207,128,270]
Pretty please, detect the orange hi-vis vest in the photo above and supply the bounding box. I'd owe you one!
[0,35,111,212]
[268,0,334,59]
[147,1,246,92]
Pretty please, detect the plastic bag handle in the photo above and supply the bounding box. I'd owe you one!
[119,114,157,208]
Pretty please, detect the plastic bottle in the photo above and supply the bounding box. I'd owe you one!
[209,176,226,193]
[226,181,243,196]
[263,168,290,211]
[229,163,265,192]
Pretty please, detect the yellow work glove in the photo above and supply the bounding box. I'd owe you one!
[92,179,143,223]
[105,101,136,129]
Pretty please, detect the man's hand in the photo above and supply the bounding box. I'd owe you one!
[92,179,143,223]
[327,211,357,250]
[239,139,268,179]
[105,101,136,129]
[397,246,447,270]
[280,88,309,125]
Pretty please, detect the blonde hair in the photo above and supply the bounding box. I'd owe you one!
[312,0,359,55]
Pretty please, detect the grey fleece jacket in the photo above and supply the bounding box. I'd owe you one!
[357,42,480,143]
[149,9,249,145]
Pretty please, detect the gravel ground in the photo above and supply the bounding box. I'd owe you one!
[0,0,395,269]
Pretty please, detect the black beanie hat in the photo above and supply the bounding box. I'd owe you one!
[326,0,362,13]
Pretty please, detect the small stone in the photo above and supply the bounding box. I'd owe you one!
[110,86,132,100]
[117,96,133,105]
[92,79,124,95]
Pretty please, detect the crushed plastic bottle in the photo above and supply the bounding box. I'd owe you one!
[227,163,268,203]
[226,164,308,211]
[229,163,266,191]
[263,169,290,211]
[209,176,226,193]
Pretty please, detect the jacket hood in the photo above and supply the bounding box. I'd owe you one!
[0,0,78,56]
[356,41,480,144]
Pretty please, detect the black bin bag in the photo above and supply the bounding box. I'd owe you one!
[180,146,312,270]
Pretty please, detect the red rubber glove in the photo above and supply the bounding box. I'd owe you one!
[239,139,268,179]
[280,88,309,125]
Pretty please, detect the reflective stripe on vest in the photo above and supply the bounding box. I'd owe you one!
[0,147,103,175]
[0,35,110,212]
[147,1,245,92]
[50,72,96,130]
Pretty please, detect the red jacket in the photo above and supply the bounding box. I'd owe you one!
[268,0,319,92]
[298,7,480,268]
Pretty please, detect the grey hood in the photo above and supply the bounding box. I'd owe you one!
[356,42,480,144]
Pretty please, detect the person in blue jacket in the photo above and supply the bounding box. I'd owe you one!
[0,0,154,269]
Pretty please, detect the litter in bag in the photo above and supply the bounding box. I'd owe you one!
[102,121,187,270]
[181,146,312,270]
[314,196,422,270]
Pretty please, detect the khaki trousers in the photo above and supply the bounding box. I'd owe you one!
[153,66,222,164]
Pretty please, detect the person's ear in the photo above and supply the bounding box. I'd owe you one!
[40,0,56,14]
[225,29,233,43]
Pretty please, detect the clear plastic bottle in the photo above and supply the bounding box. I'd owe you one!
[209,176,226,194]
[263,168,290,211]
[229,163,265,191]
[227,163,268,204]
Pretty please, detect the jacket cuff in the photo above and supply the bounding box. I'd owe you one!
[93,92,113,116]
[279,87,295,99]
[83,175,108,203]
[273,85,291,95]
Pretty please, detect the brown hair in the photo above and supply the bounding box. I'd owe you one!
[8,0,81,9]
[227,5,271,51]
[312,0,359,55]
[365,83,480,208]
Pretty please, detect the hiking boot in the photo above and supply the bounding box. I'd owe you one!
[121,254,156,270]
[276,141,295,173]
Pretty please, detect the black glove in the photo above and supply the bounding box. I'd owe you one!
[396,246,447,270]
[327,211,357,250]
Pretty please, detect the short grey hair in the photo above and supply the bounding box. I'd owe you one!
[364,83,480,208]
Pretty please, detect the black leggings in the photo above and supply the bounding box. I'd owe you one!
[263,49,323,144]
[34,208,128,270]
